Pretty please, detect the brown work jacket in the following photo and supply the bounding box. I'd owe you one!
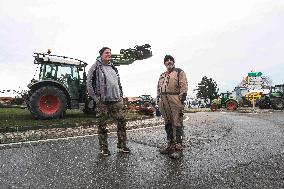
[157,68,188,101]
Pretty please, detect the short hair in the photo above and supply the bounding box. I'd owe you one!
[164,55,175,63]
[99,47,111,56]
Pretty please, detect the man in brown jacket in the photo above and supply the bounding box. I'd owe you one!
[157,55,188,159]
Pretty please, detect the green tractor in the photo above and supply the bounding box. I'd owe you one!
[210,92,238,111]
[258,84,284,110]
[26,44,152,119]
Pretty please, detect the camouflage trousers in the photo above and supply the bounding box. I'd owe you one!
[96,100,127,150]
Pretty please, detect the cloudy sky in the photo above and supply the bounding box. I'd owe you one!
[0,0,284,98]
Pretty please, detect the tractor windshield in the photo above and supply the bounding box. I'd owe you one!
[40,64,79,82]
[141,95,151,101]
[57,65,79,84]
[275,85,284,93]
[40,63,80,98]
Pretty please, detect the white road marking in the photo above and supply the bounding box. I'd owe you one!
[184,115,190,122]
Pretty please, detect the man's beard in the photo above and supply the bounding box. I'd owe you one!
[166,63,175,70]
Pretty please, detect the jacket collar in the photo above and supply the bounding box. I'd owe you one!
[96,57,113,66]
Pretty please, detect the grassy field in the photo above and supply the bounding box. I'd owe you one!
[0,108,143,131]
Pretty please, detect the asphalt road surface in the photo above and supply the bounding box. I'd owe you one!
[0,111,283,188]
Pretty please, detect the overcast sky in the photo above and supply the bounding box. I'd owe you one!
[0,0,284,98]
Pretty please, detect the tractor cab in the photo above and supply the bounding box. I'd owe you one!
[220,92,230,106]
[140,94,153,102]
[271,84,284,97]
[31,52,88,101]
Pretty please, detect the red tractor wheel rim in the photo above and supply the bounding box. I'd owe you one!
[227,102,236,110]
[38,95,60,115]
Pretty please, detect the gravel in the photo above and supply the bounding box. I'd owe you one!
[0,117,164,144]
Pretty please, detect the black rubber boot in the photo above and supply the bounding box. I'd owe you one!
[175,126,183,144]
[165,123,173,141]
[160,123,175,154]
[169,126,184,159]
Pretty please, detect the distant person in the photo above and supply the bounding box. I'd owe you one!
[155,104,161,117]
[157,55,188,159]
[87,47,130,156]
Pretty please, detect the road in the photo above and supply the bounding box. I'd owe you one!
[0,112,283,188]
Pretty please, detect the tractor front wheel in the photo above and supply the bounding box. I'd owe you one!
[226,100,237,111]
[28,86,67,119]
[258,98,271,109]
[271,98,284,110]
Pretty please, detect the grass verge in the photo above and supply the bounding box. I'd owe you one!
[0,108,144,132]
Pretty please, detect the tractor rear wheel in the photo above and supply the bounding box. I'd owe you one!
[226,100,237,111]
[271,98,284,110]
[28,86,67,119]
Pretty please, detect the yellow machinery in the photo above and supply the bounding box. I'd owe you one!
[243,91,263,107]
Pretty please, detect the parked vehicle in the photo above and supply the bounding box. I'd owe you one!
[241,91,263,107]
[211,92,238,111]
[258,84,284,110]
[124,94,155,116]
